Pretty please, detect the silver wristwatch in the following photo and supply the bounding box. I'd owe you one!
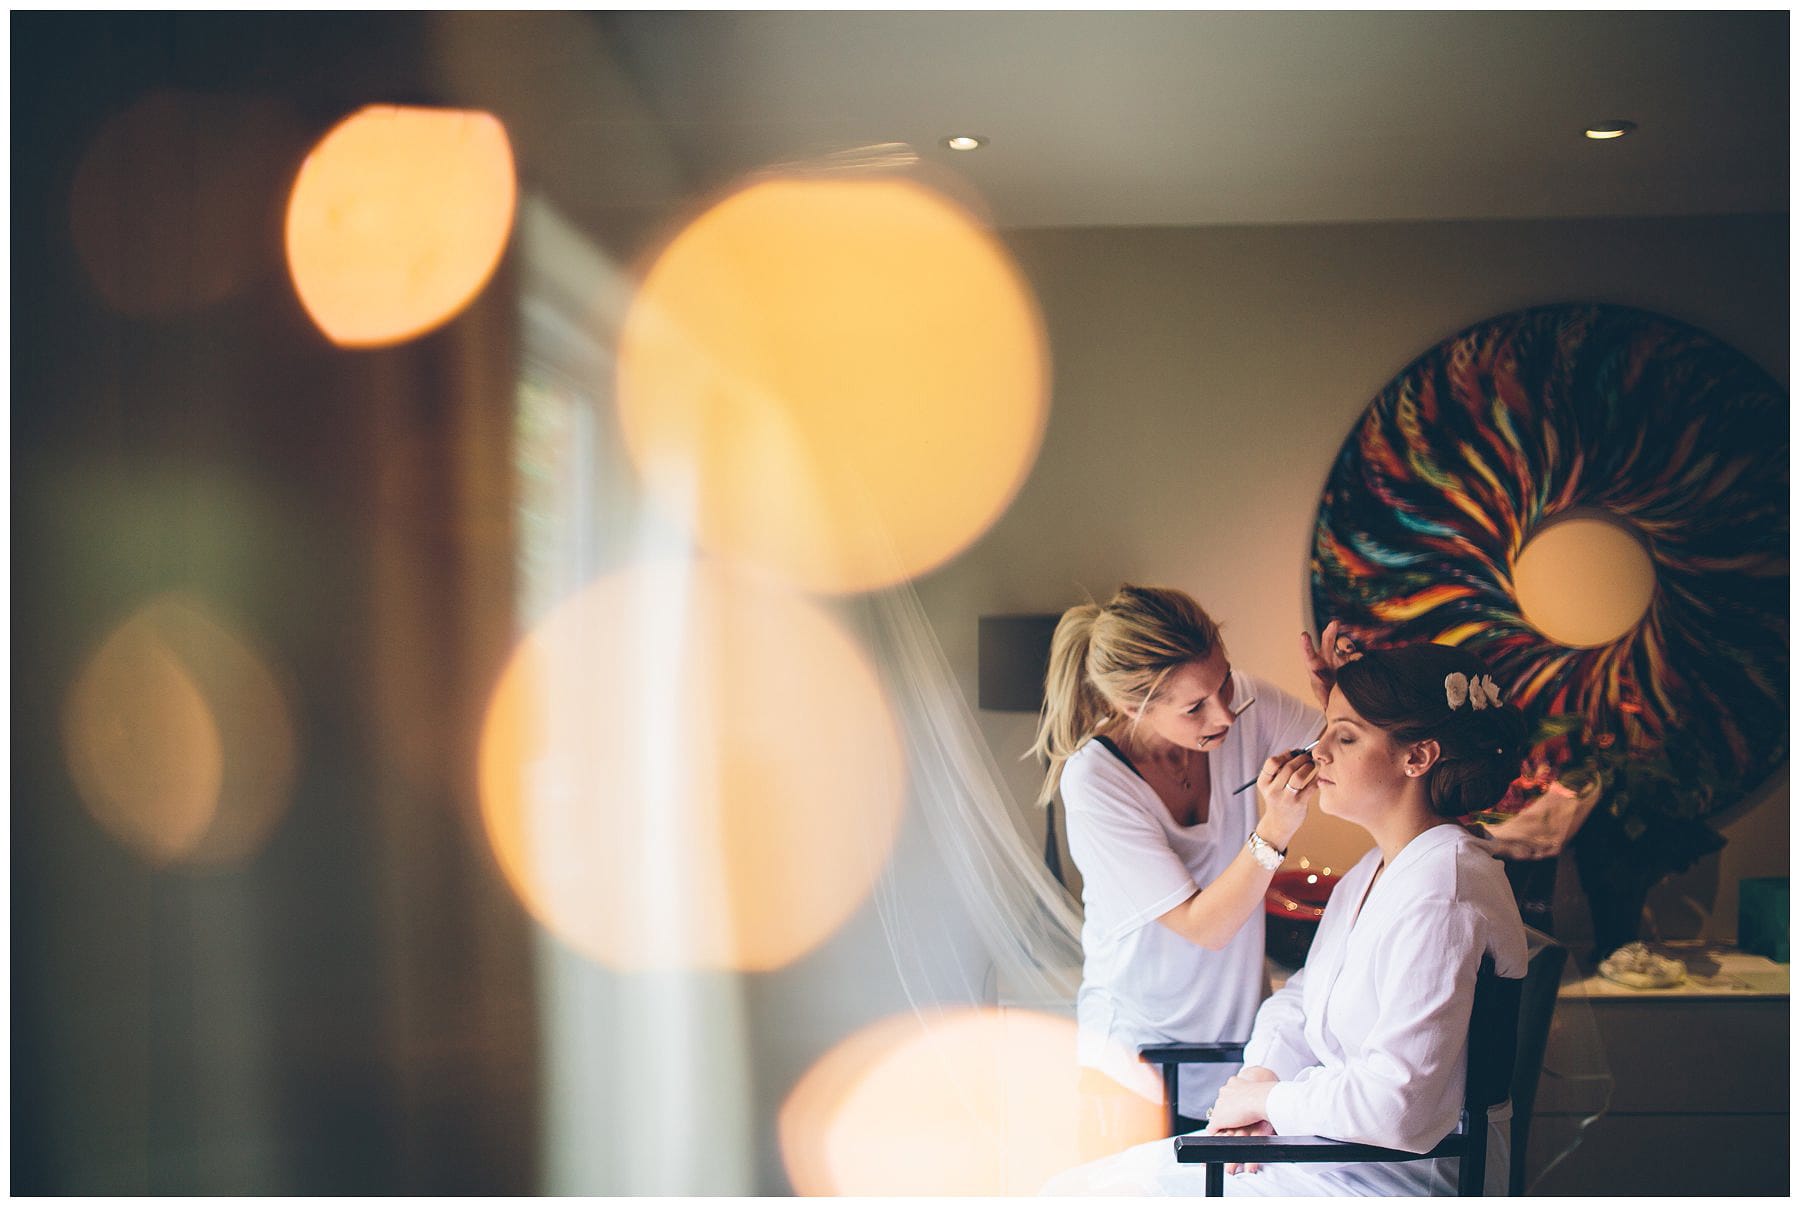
[1246,831,1287,871]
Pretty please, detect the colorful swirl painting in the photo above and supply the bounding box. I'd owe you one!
[1309,304,1788,816]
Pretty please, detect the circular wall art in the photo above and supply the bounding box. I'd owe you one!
[1309,303,1787,817]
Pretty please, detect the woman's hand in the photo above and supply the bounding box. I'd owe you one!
[1255,750,1316,849]
[1207,1071,1276,1131]
[1300,619,1360,708]
[1203,1067,1279,1172]
[1202,1119,1275,1175]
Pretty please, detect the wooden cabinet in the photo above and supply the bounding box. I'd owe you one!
[1527,952,1788,1196]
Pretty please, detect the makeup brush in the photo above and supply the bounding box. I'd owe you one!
[1234,735,1322,795]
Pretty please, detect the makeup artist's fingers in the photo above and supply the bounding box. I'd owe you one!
[1258,754,1317,832]
[1259,751,1316,804]
[1303,621,1356,706]
[1320,620,1345,665]
[1274,755,1317,794]
[1328,620,1365,664]
[1256,749,1306,788]
[1299,630,1328,708]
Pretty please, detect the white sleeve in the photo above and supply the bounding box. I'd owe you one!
[1255,678,1323,757]
[1061,761,1197,943]
[1241,967,1315,1080]
[1262,902,1485,1152]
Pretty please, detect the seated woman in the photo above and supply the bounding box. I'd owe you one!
[1045,643,1529,1196]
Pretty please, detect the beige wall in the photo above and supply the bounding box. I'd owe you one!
[916,213,1788,935]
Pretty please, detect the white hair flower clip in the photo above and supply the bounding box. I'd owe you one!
[1447,671,1505,710]
[1445,673,1469,709]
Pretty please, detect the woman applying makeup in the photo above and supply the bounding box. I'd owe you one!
[1029,585,1348,1157]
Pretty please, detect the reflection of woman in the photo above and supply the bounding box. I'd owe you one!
[1045,644,1529,1196]
[1029,586,1344,1156]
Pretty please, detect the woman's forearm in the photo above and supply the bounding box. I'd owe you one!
[1155,834,1288,949]
[1156,749,1312,950]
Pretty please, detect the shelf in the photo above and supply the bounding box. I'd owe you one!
[1558,945,1788,1001]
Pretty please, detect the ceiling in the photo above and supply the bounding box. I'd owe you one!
[582,10,1787,230]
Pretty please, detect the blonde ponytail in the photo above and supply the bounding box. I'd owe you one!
[1029,604,1107,804]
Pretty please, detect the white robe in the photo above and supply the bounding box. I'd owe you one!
[1044,824,1528,1196]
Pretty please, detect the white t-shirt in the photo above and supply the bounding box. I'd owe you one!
[1062,669,1320,1110]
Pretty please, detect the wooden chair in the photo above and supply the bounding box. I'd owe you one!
[1503,937,1569,1195]
[1137,1041,1245,1137]
[1148,939,1565,1197]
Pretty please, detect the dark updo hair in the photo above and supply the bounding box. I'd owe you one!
[1335,644,1528,820]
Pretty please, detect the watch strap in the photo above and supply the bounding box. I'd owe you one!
[1247,831,1286,870]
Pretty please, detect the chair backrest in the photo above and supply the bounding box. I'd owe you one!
[1454,954,1519,1196]
[1456,939,1566,1196]
[1509,939,1568,1195]
[1464,955,1522,1113]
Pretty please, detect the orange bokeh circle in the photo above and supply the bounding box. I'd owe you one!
[285,104,516,347]
[616,176,1049,594]
[780,1006,1161,1195]
[70,90,304,318]
[478,560,906,971]
[62,595,297,867]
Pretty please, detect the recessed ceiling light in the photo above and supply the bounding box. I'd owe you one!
[1584,120,1638,140]
[941,134,987,152]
